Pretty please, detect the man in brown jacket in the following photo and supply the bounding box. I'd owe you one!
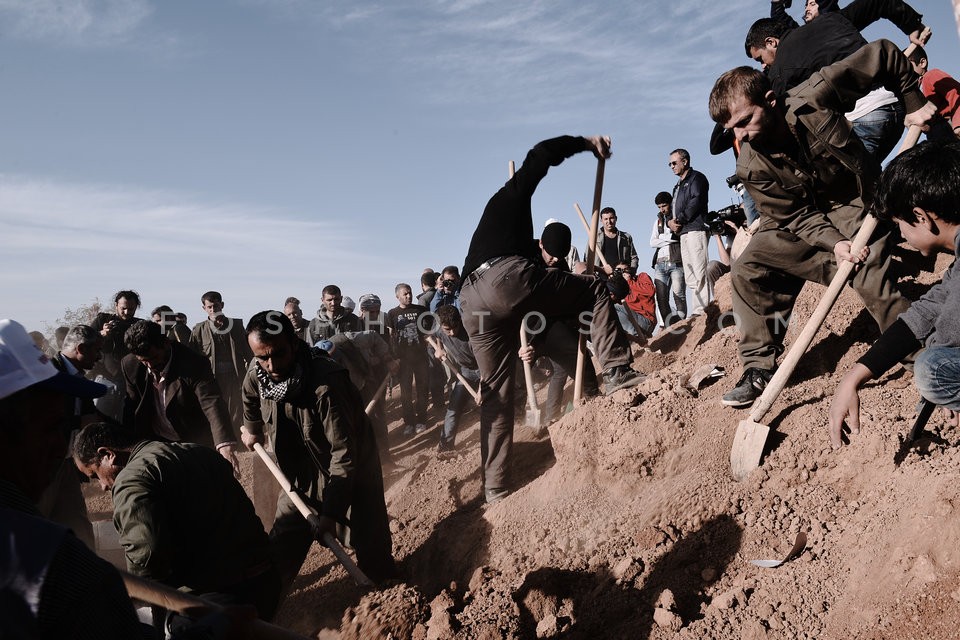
[122,320,239,472]
[190,291,252,432]
[708,39,936,407]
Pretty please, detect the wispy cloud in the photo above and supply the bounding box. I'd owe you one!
[0,0,153,46]
[0,0,193,58]
[0,175,397,329]
[240,0,758,126]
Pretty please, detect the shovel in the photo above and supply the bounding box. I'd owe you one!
[574,157,605,403]
[730,125,922,481]
[425,335,481,405]
[893,397,936,465]
[252,443,374,587]
[365,375,390,415]
[519,326,543,432]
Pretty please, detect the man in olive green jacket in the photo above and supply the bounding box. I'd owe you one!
[190,291,252,432]
[241,310,396,590]
[73,422,281,621]
[708,39,936,408]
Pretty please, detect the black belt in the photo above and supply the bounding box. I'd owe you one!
[466,256,509,285]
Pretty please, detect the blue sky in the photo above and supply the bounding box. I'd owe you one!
[2,0,958,331]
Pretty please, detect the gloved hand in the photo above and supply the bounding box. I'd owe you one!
[306,513,337,541]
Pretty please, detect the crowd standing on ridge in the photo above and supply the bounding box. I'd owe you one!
[6,0,960,635]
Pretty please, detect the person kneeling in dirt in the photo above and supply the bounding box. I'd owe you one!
[830,141,960,445]
[241,311,397,590]
[73,421,282,624]
[707,40,936,409]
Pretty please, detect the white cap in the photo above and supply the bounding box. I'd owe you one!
[342,296,356,313]
[0,319,107,400]
[544,217,560,228]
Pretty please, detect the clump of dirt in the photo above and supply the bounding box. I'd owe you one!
[338,584,428,639]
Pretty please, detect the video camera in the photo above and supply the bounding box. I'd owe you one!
[705,204,746,236]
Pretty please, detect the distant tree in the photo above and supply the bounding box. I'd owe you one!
[43,298,103,344]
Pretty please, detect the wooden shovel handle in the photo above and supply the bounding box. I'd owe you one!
[574,203,610,268]
[252,444,374,588]
[426,335,481,404]
[519,325,540,412]
[575,157,605,403]
[749,125,922,422]
[364,376,390,415]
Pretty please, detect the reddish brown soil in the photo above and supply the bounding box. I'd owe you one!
[88,248,960,639]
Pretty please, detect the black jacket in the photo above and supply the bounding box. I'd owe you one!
[769,0,923,98]
[462,136,586,279]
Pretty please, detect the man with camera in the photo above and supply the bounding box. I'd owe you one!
[708,39,935,408]
[650,191,687,328]
[704,204,748,290]
[430,266,462,312]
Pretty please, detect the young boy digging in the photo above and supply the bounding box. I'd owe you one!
[830,141,960,447]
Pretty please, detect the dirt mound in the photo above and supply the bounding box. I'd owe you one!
[85,250,960,638]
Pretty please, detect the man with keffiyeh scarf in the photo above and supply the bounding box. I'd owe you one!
[240,310,396,591]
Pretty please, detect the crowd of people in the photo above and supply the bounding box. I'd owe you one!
[4,0,960,636]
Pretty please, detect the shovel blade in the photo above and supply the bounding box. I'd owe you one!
[525,406,542,429]
[730,418,770,481]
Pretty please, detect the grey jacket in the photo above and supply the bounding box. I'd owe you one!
[902,230,960,348]
[594,229,640,273]
[307,308,361,345]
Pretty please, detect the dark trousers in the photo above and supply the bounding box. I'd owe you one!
[731,204,909,370]
[269,472,396,591]
[397,351,429,425]
[441,380,474,447]
[427,356,447,408]
[361,375,390,462]
[542,321,599,422]
[460,256,630,493]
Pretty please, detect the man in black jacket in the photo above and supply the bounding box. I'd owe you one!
[458,135,642,504]
[122,320,239,472]
[748,0,928,160]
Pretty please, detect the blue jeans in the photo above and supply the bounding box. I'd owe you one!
[741,189,759,225]
[440,379,475,447]
[614,303,639,336]
[914,346,960,410]
[654,261,686,326]
[851,102,905,163]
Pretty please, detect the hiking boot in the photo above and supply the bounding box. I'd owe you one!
[721,367,773,408]
[415,423,427,434]
[402,424,415,437]
[603,365,646,395]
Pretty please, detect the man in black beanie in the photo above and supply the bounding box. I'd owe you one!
[539,221,574,269]
[459,135,643,504]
